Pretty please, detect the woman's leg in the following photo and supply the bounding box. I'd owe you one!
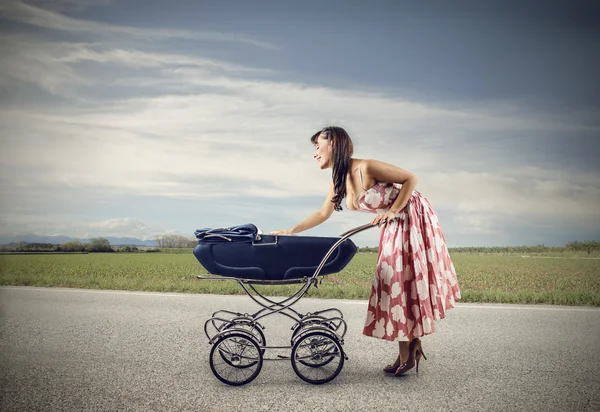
[385,339,421,373]
[396,338,427,376]
[399,340,411,364]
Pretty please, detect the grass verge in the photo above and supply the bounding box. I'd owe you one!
[0,253,598,306]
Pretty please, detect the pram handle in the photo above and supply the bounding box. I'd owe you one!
[307,223,376,282]
[339,223,376,238]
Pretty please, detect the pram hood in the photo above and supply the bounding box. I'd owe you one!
[193,224,357,281]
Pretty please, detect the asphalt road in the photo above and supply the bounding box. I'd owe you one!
[1,286,599,412]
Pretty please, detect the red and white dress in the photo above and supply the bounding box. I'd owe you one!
[355,182,461,342]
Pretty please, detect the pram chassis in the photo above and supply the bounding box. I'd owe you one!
[197,223,374,386]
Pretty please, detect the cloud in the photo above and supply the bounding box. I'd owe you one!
[0,5,598,244]
[86,217,160,238]
[0,35,92,97]
[26,0,113,12]
[0,0,279,49]
[0,35,273,98]
[53,44,273,73]
[3,70,597,207]
[0,213,170,239]
[2,60,598,241]
[423,169,599,217]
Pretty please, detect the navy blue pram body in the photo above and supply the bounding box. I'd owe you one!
[193,224,357,281]
[197,222,375,386]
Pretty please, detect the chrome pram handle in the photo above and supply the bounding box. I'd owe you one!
[307,223,376,281]
[339,223,376,238]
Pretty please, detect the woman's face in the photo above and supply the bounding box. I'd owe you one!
[313,134,333,169]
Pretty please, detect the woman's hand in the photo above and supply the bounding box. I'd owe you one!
[372,210,401,227]
[269,229,294,235]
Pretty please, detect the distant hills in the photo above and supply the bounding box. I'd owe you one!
[0,234,158,247]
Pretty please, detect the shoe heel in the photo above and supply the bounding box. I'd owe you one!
[415,346,427,373]
[415,341,427,361]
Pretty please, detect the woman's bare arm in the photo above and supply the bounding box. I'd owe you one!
[270,180,336,235]
[363,159,418,214]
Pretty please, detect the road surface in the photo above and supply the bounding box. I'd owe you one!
[1,287,599,411]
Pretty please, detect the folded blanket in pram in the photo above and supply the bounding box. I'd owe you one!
[194,223,260,243]
[193,224,357,281]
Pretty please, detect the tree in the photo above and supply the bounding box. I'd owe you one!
[155,234,196,248]
[59,240,86,252]
[566,240,600,254]
[87,237,113,252]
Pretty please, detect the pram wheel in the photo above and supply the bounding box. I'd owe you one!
[210,332,263,386]
[291,331,344,385]
[221,320,266,355]
[292,318,337,368]
[291,316,334,339]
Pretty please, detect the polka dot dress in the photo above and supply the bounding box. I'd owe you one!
[358,183,461,342]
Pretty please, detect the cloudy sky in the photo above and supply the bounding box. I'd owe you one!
[0,0,598,247]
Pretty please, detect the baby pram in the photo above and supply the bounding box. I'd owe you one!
[194,223,374,386]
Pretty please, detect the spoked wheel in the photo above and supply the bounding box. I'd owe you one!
[210,333,263,386]
[291,316,331,339]
[292,318,337,367]
[291,331,344,384]
[297,332,339,368]
[221,320,266,355]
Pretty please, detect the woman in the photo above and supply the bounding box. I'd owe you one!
[270,126,461,376]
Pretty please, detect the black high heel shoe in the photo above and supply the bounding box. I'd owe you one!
[383,355,401,373]
[395,338,427,376]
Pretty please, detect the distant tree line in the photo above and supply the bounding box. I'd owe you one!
[358,241,600,255]
[1,235,198,253]
[154,235,196,248]
[2,238,115,253]
[358,247,378,253]
[3,238,598,254]
[564,241,600,254]
[448,245,563,254]
[449,241,600,254]
[1,235,197,253]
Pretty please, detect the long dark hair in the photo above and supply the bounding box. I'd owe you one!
[310,126,354,211]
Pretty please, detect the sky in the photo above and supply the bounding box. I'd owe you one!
[0,0,599,247]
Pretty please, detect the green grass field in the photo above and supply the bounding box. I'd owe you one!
[1,252,599,306]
